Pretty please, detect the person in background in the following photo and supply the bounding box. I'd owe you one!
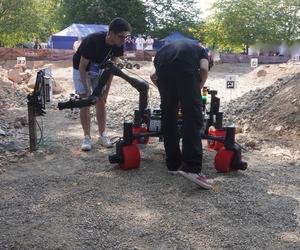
[135,34,145,50]
[73,37,82,52]
[150,40,212,189]
[124,35,135,51]
[33,37,42,49]
[144,35,154,50]
[73,17,132,151]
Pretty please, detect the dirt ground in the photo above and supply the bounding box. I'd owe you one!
[0,60,299,249]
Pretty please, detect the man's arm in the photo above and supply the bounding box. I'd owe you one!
[199,58,209,89]
[79,56,90,96]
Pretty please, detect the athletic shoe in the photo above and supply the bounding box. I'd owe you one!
[167,170,179,175]
[178,170,212,189]
[98,131,113,148]
[81,135,92,151]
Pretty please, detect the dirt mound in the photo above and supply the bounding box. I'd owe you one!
[223,73,300,151]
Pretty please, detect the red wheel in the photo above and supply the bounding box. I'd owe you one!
[119,144,141,170]
[214,147,235,172]
[132,127,149,144]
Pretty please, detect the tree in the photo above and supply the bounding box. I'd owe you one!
[56,0,147,34]
[273,0,300,44]
[143,0,202,38]
[0,0,60,47]
[203,0,300,51]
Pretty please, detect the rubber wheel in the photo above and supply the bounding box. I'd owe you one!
[119,144,141,170]
[117,63,124,69]
[126,63,133,69]
[214,147,235,172]
[133,64,140,69]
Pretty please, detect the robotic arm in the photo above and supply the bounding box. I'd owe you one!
[57,61,149,112]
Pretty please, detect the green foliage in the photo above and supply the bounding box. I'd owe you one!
[3,0,298,49]
[273,0,300,44]
[143,0,202,38]
[56,0,147,34]
[203,0,300,51]
[0,0,60,47]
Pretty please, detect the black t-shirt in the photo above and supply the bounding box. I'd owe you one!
[154,40,208,72]
[73,32,123,70]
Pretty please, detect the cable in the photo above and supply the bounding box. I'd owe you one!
[122,67,158,110]
[35,116,44,145]
[235,142,248,152]
[110,136,122,145]
[123,67,157,88]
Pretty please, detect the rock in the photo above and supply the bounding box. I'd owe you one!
[14,64,26,71]
[235,126,243,134]
[14,116,28,126]
[27,75,36,89]
[7,69,22,83]
[257,70,267,77]
[14,121,23,129]
[245,140,256,148]
[53,82,63,94]
[19,71,32,83]
[291,98,297,104]
[243,124,250,132]
[0,141,22,152]
[0,128,6,136]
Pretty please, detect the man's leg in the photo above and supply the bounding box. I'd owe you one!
[176,72,212,189]
[73,68,92,151]
[177,72,203,173]
[91,74,113,147]
[96,98,106,134]
[80,106,91,136]
[157,73,181,171]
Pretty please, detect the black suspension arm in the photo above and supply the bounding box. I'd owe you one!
[57,61,149,111]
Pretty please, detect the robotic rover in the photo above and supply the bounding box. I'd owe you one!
[58,60,247,173]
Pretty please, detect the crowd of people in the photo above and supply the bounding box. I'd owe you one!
[123,34,154,51]
[71,17,212,190]
[73,33,154,52]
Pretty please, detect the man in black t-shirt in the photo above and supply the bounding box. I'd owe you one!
[150,40,212,189]
[73,17,131,151]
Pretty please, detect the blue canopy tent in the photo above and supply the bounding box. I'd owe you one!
[49,23,108,49]
[162,31,199,45]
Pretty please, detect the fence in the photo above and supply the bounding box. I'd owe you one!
[0,48,157,62]
[219,53,290,64]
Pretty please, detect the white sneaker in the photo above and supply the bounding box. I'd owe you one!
[81,135,92,151]
[167,170,179,175]
[99,132,113,148]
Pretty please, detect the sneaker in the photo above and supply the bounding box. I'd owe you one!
[99,131,113,148]
[178,170,212,189]
[168,170,179,175]
[81,135,92,151]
